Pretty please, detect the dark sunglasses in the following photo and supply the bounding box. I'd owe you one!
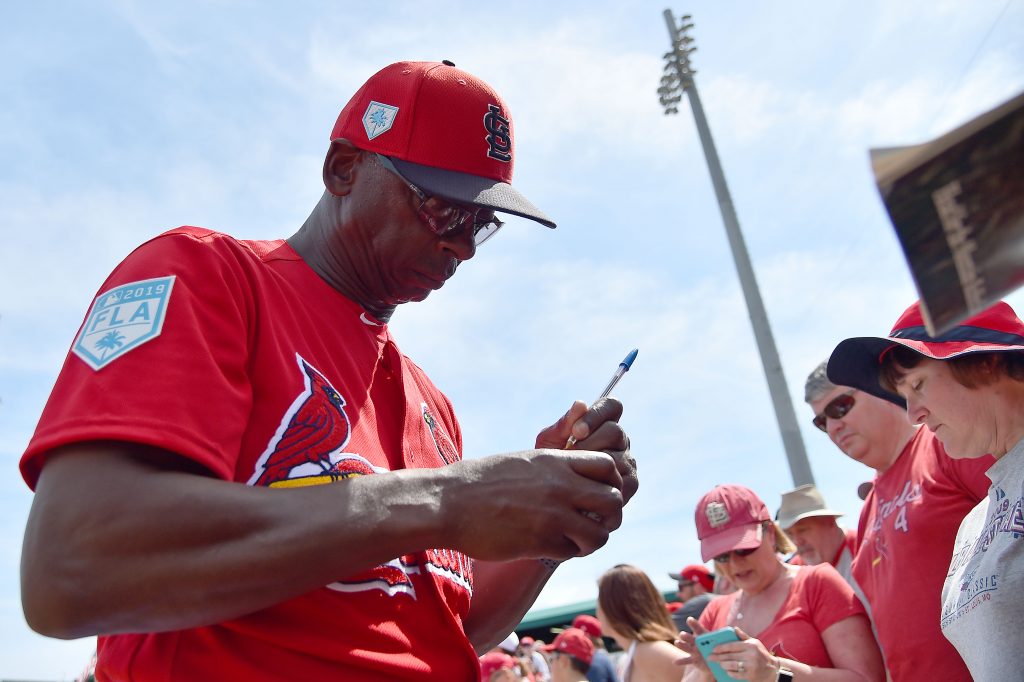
[377,154,504,245]
[812,391,856,432]
[712,547,758,564]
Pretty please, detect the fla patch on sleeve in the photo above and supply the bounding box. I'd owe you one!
[72,276,176,370]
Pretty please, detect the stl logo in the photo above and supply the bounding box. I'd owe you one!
[483,104,512,162]
[362,101,399,140]
[72,276,175,370]
[705,501,730,528]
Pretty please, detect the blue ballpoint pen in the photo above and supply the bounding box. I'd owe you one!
[565,348,638,448]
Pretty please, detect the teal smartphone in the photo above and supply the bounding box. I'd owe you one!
[694,626,740,682]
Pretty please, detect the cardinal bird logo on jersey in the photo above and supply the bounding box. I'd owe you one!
[249,354,353,487]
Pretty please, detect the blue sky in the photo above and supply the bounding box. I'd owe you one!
[1,1,1022,678]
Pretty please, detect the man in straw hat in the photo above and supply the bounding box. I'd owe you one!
[776,485,854,577]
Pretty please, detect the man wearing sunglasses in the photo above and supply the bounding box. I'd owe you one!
[804,361,989,681]
[19,61,637,681]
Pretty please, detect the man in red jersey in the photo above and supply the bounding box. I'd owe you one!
[803,359,989,681]
[19,61,637,681]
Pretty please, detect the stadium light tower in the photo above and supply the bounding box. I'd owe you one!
[659,9,814,487]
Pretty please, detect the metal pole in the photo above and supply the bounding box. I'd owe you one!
[660,9,814,486]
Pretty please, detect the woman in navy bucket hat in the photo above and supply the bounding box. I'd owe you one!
[828,300,1024,680]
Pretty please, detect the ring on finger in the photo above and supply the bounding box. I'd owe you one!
[737,661,745,673]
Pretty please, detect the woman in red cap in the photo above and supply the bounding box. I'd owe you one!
[828,300,1024,680]
[676,484,883,681]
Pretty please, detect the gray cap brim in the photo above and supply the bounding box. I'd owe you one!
[390,156,556,229]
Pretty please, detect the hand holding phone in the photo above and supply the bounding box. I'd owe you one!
[694,627,741,682]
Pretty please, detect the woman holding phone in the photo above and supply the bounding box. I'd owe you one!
[675,484,883,681]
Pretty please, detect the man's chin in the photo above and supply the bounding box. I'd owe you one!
[394,289,433,305]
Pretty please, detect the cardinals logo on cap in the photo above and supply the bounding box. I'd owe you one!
[483,104,512,162]
[706,501,730,528]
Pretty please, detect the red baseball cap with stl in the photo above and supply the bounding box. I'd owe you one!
[828,300,1024,407]
[695,484,771,562]
[331,60,556,229]
[542,628,595,665]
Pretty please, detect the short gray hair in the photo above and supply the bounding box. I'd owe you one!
[804,361,838,404]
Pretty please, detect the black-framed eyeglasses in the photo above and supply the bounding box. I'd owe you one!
[376,154,504,245]
[812,391,856,432]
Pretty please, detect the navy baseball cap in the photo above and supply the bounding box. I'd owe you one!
[827,300,1024,407]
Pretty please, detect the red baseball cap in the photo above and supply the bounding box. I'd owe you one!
[520,636,535,647]
[695,484,771,562]
[828,300,1024,406]
[479,651,516,678]
[668,564,715,592]
[571,614,602,638]
[542,627,595,665]
[331,60,555,229]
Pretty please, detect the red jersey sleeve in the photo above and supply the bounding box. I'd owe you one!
[802,563,865,633]
[21,228,257,487]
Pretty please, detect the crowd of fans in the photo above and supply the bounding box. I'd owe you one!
[483,300,1023,681]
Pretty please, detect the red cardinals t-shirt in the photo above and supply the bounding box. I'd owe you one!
[851,427,991,681]
[21,228,478,681]
[699,564,865,668]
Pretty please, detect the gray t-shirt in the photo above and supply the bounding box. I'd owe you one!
[940,438,1024,679]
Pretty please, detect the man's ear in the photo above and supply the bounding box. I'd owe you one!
[323,138,362,196]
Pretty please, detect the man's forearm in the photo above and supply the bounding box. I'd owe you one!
[21,443,451,638]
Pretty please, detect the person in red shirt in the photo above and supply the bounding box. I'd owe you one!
[675,484,883,682]
[18,61,637,681]
[805,356,991,681]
